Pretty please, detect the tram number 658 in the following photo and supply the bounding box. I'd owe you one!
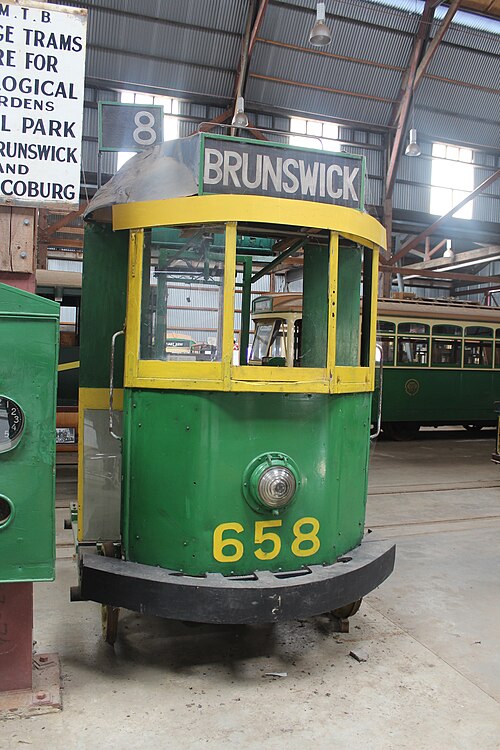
[212,518,320,563]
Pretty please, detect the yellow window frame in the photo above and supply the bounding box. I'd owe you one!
[119,195,384,394]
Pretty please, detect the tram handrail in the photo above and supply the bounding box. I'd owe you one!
[109,329,125,441]
[370,344,384,441]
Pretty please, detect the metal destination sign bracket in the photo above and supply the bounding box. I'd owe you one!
[199,133,365,210]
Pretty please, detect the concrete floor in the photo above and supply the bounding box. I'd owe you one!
[1,430,500,749]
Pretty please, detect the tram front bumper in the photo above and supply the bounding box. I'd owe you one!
[76,539,395,625]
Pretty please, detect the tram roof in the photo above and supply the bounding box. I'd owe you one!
[84,133,367,223]
[378,297,500,324]
[84,134,201,222]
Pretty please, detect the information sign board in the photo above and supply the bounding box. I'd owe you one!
[98,102,164,152]
[0,0,87,209]
[200,135,365,209]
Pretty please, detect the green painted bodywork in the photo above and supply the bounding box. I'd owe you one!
[0,283,59,582]
[336,246,362,366]
[301,244,329,367]
[377,367,500,424]
[58,345,79,406]
[79,220,375,579]
[80,224,128,389]
[122,389,371,576]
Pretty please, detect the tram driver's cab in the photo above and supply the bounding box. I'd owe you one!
[249,294,302,368]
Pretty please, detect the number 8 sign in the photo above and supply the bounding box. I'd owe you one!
[98,102,164,152]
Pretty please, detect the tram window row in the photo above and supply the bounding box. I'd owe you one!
[378,321,500,369]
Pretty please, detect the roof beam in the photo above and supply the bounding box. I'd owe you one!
[413,0,463,89]
[231,0,269,134]
[255,38,500,97]
[233,0,258,103]
[230,0,269,141]
[248,0,269,58]
[452,285,500,296]
[390,170,500,265]
[385,1,462,200]
[385,0,436,200]
[40,204,86,237]
[405,245,500,271]
[249,73,396,104]
[198,108,233,134]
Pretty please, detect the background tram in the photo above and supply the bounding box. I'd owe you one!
[71,134,395,638]
[377,298,500,439]
[249,293,500,440]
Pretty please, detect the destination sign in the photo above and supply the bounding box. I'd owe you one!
[201,136,364,209]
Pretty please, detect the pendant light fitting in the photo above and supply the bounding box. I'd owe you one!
[232,96,249,128]
[309,1,331,47]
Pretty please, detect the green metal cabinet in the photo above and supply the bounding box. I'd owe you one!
[0,283,59,582]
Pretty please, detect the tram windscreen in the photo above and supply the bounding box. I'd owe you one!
[250,323,274,361]
[140,224,226,361]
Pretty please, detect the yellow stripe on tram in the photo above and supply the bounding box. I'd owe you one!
[58,360,80,372]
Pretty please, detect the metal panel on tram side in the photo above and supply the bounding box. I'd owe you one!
[78,224,128,543]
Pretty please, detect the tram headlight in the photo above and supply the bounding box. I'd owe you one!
[258,466,296,508]
[243,452,300,513]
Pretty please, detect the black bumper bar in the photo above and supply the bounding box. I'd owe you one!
[77,539,395,624]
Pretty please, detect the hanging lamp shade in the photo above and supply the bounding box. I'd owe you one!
[309,2,331,47]
[232,96,249,128]
[405,128,421,157]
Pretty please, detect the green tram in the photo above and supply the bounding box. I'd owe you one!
[71,134,395,638]
[377,298,500,439]
[250,294,500,440]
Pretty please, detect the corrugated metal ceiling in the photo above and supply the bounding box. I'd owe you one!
[69,0,499,149]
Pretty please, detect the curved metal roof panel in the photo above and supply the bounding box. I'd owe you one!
[260,3,415,64]
[250,45,403,101]
[86,49,234,100]
[416,108,499,149]
[281,0,421,33]
[246,76,393,126]
[88,10,240,71]
[416,78,500,122]
[72,0,247,35]
[426,43,500,89]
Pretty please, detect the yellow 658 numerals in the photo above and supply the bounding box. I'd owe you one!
[212,517,320,563]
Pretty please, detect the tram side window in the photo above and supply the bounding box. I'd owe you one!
[140,224,226,362]
[398,322,430,335]
[397,337,429,366]
[464,340,493,368]
[432,324,462,337]
[431,339,462,367]
[377,322,395,365]
[235,224,330,368]
[377,320,395,334]
[496,330,500,368]
[379,336,395,365]
[465,326,493,338]
[464,328,493,369]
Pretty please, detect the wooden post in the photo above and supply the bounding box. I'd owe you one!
[0,207,36,695]
[0,207,37,292]
[0,583,33,692]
